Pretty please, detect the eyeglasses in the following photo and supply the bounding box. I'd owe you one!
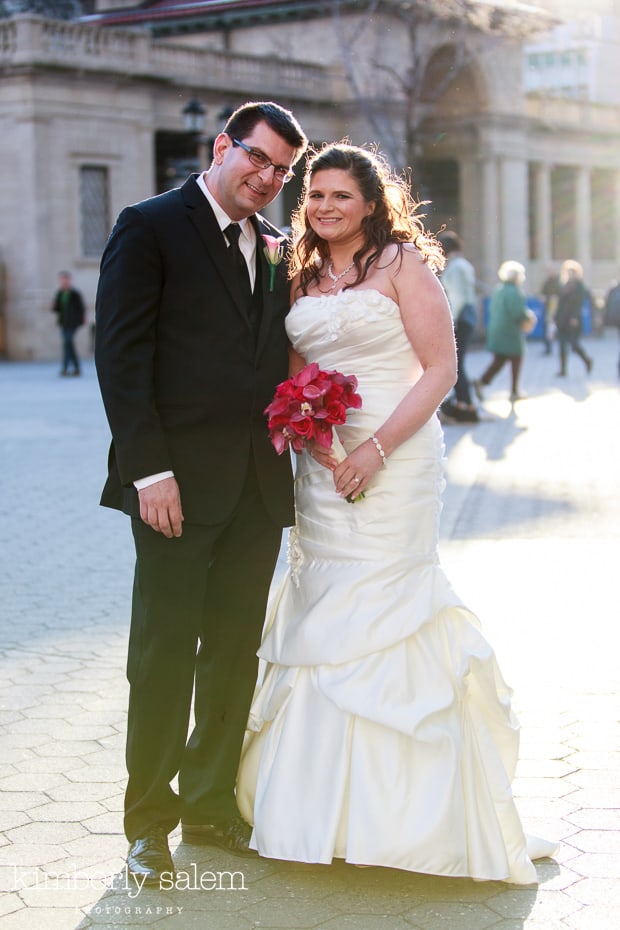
[232,138,295,183]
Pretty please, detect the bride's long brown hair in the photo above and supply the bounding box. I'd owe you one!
[289,143,444,295]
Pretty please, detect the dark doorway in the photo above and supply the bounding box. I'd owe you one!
[415,159,460,234]
[155,130,203,193]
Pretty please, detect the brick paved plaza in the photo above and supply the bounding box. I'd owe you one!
[0,334,619,929]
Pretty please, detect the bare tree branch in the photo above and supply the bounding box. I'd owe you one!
[328,0,552,168]
[331,0,399,158]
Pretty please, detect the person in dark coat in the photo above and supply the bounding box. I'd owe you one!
[555,260,593,377]
[51,271,86,375]
[438,230,479,423]
[95,101,307,884]
[604,276,620,377]
[538,264,560,356]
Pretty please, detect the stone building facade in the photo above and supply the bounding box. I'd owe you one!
[0,0,619,359]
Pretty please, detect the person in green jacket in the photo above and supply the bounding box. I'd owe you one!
[473,261,535,404]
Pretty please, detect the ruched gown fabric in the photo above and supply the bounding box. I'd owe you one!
[236,289,554,883]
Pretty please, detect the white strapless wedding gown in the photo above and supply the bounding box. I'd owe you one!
[236,289,557,883]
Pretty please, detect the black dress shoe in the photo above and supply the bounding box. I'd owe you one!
[182,816,256,857]
[440,401,479,423]
[127,826,175,884]
[453,405,480,423]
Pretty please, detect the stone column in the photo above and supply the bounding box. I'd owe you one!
[479,156,500,291]
[499,157,529,265]
[575,165,592,274]
[459,157,481,258]
[534,162,553,264]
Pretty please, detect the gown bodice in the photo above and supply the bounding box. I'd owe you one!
[287,289,422,431]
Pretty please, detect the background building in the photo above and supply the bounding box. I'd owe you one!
[0,0,619,359]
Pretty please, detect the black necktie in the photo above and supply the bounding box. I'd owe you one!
[224,223,253,306]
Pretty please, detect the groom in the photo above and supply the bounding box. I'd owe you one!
[95,101,307,882]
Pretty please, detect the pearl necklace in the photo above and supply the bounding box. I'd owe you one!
[326,260,355,290]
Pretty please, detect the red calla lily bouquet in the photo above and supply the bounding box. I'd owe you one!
[264,362,364,501]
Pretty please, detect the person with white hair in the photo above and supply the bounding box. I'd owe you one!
[473,260,535,403]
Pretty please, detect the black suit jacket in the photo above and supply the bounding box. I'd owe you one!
[95,174,294,527]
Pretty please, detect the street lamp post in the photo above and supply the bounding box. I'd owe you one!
[182,100,235,173]
[182,97,209,171]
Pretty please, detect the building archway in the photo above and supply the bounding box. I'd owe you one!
[416,45,489,236]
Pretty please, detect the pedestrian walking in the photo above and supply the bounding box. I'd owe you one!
[437,230,479,422]
[538,263,560,356]
[555,260,593,377]
[604,275,620,377]
[473,260,535,404]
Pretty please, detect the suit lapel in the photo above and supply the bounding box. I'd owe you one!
[253,216,288,358]
[182,176,254,332]
[181,177,288,349]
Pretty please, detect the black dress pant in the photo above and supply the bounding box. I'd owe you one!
[124,462,282,841]
[453,316,475,406]
[479,353,523,395]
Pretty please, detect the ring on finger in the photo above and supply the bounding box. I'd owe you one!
[352,476,360,484]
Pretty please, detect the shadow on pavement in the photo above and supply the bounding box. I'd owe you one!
[76,842,555,930]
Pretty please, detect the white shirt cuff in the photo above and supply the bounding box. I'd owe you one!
[133,470,175,490]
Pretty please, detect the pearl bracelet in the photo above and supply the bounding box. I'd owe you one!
[371,434,387,466]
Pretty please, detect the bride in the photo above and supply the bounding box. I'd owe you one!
[236,142,557,883]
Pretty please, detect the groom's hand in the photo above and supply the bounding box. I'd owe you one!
[138,476,184,538]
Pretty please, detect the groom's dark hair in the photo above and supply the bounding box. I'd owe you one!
[222,101,307,160]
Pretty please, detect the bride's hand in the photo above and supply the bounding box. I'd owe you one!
[333,439,382,499]
[307,439,338,471]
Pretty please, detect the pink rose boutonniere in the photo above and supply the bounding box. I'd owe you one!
[262,234,285,291]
